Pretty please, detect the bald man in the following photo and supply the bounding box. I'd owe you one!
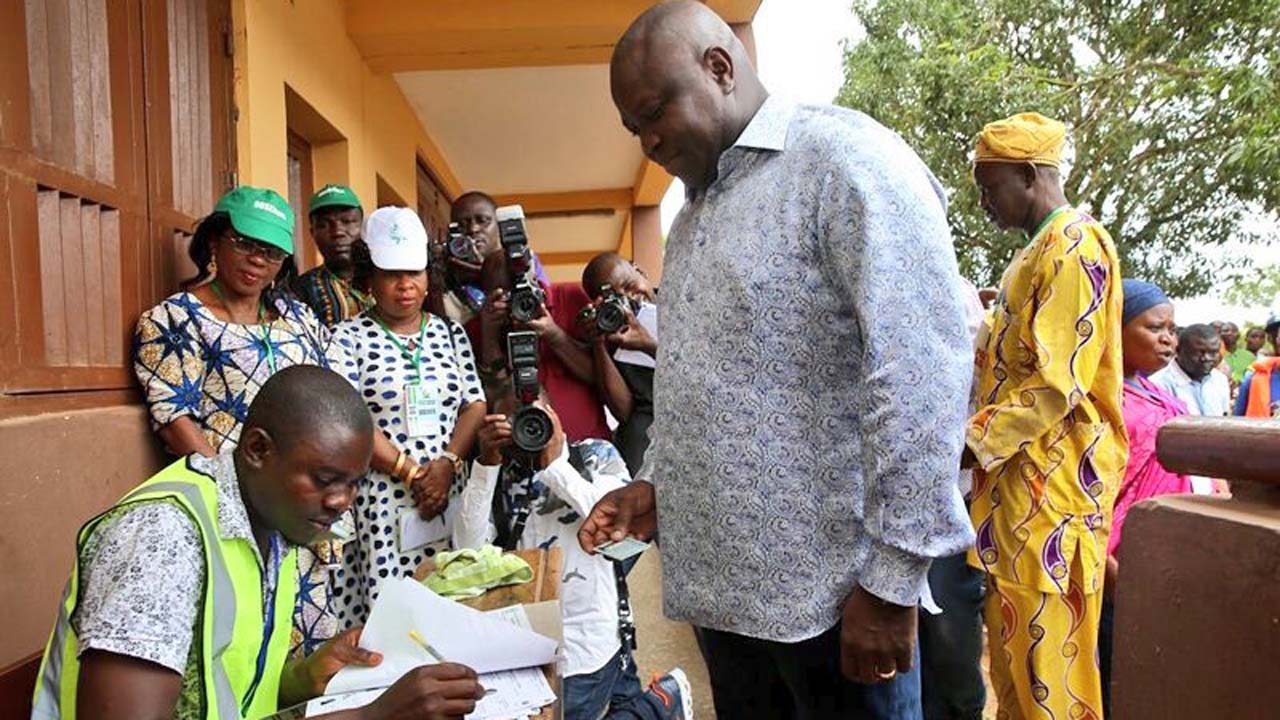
[579,3,975,718]
[33,366,485,720]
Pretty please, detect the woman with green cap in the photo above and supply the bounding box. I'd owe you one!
[132,185,341,657]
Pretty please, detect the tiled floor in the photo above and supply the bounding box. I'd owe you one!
[629,549,1000,719]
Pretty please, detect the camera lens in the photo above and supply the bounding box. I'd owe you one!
[511,291,541,323]
[448,235,476,263]
[596,302,627,334]
[512,406,553,452]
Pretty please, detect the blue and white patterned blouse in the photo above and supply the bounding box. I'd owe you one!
[644,96,976,642]
[324,312,484,627]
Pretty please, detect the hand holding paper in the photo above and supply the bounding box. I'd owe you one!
[324,577,559,695]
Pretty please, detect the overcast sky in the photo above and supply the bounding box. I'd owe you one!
[660,0,860,228]
[658,0,1277,322]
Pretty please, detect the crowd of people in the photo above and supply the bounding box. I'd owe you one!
[29,2,1277,720]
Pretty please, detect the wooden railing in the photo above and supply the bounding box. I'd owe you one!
[1157,416,1280,487]
[1111,416,1280,719]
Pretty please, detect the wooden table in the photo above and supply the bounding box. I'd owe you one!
[414,548,563,720]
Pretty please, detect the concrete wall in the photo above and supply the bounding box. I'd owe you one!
[231,0,460,206]
[0,406,167,667]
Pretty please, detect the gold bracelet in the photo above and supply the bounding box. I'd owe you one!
[400,462,419,484]
[392,451,407,481]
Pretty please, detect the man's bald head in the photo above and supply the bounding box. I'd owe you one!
[244,365,372,453]
[613,1,747,73]
[611,1,767,191]
[237,366,373,545]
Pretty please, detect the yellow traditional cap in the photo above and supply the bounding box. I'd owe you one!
[974,112,1066,167]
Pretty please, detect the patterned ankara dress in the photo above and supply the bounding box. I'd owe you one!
[292,264,374,327]
[132,290,343,658]
[324,312,483,627]
[967,206,1127,720]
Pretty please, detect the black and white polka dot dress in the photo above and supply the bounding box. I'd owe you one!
[325,312,483,627]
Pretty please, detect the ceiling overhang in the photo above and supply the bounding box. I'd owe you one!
[346,0,762,73]
[344,0,760,262]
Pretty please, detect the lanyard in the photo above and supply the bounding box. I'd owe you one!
[241,532,285,714]
[373,311,429,382]
[1026,204,1073,242]
[210,281,276,374]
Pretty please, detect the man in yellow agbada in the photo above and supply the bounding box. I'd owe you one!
[964,112,1127,720]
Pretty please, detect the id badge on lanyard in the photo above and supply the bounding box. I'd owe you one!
[404,382,443,439]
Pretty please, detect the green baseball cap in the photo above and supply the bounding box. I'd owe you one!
[214,186,295,254]
[309,184,363,214]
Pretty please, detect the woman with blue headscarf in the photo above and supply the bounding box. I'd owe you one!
[1099,278,1193,715]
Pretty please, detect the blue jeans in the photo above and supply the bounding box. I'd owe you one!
[918,553,986,720]
[563,648,645,720]
[695,623,922,720]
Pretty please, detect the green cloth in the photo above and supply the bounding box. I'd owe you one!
[309,183,363,213]
[422,545,533,599]
[1225,347,1256,383]
[214,186,295,254]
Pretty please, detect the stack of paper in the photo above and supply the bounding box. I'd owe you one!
[305,577,559,718]
[468,667,557,720]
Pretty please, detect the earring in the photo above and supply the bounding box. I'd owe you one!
[207,256,218,277]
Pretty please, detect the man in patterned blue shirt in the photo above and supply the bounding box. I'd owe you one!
[580,3,976,718]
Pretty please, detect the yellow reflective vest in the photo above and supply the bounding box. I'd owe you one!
[32,458,299,719]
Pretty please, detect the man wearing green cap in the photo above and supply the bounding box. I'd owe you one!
[293,184,374,327]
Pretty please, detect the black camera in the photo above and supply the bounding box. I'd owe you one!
[509,278,546,324]
[506,330,553,454]
[496,205,546,323]
[584,286,637,335]
[445,222,481,264]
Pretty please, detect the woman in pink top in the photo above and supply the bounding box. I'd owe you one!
[1101,279,1192,715]
[1110,279,1192,558]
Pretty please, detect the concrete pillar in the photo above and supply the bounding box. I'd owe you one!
[1113,417,1280,719]
[631,205,663,285]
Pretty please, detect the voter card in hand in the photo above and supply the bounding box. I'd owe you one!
[596,537,650,562]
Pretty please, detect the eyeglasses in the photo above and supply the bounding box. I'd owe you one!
[224,233,288,262]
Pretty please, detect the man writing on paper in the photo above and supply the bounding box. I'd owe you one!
[31,366,483,720]
[582,3,975,718]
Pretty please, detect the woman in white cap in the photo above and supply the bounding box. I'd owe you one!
[326,206,486,626]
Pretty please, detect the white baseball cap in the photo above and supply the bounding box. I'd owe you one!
[363,206,429,271]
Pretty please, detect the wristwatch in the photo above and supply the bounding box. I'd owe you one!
[439,450,465,478]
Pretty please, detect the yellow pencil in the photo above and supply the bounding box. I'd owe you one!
[407,629,446,663]
[407,629,497,696]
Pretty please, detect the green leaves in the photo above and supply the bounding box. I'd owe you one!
[836,0,1280,297]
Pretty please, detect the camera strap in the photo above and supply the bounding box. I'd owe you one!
[494,445,638,662]
[565,445,637,663]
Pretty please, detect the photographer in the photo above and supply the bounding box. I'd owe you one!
[476,228,611,443]
[451,377,691,720]
[430,191,551,349]
[580,252,659,475]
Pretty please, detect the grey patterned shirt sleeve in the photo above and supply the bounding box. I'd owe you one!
[71,502,204,673]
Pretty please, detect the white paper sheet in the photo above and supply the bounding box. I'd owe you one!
[485,605,533,629]
[305,688,383,716]
[398,505,452,553]
[325,577,559,695]
[467,667,556,720]
[306,671,554,719]
[612,302,658,369]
